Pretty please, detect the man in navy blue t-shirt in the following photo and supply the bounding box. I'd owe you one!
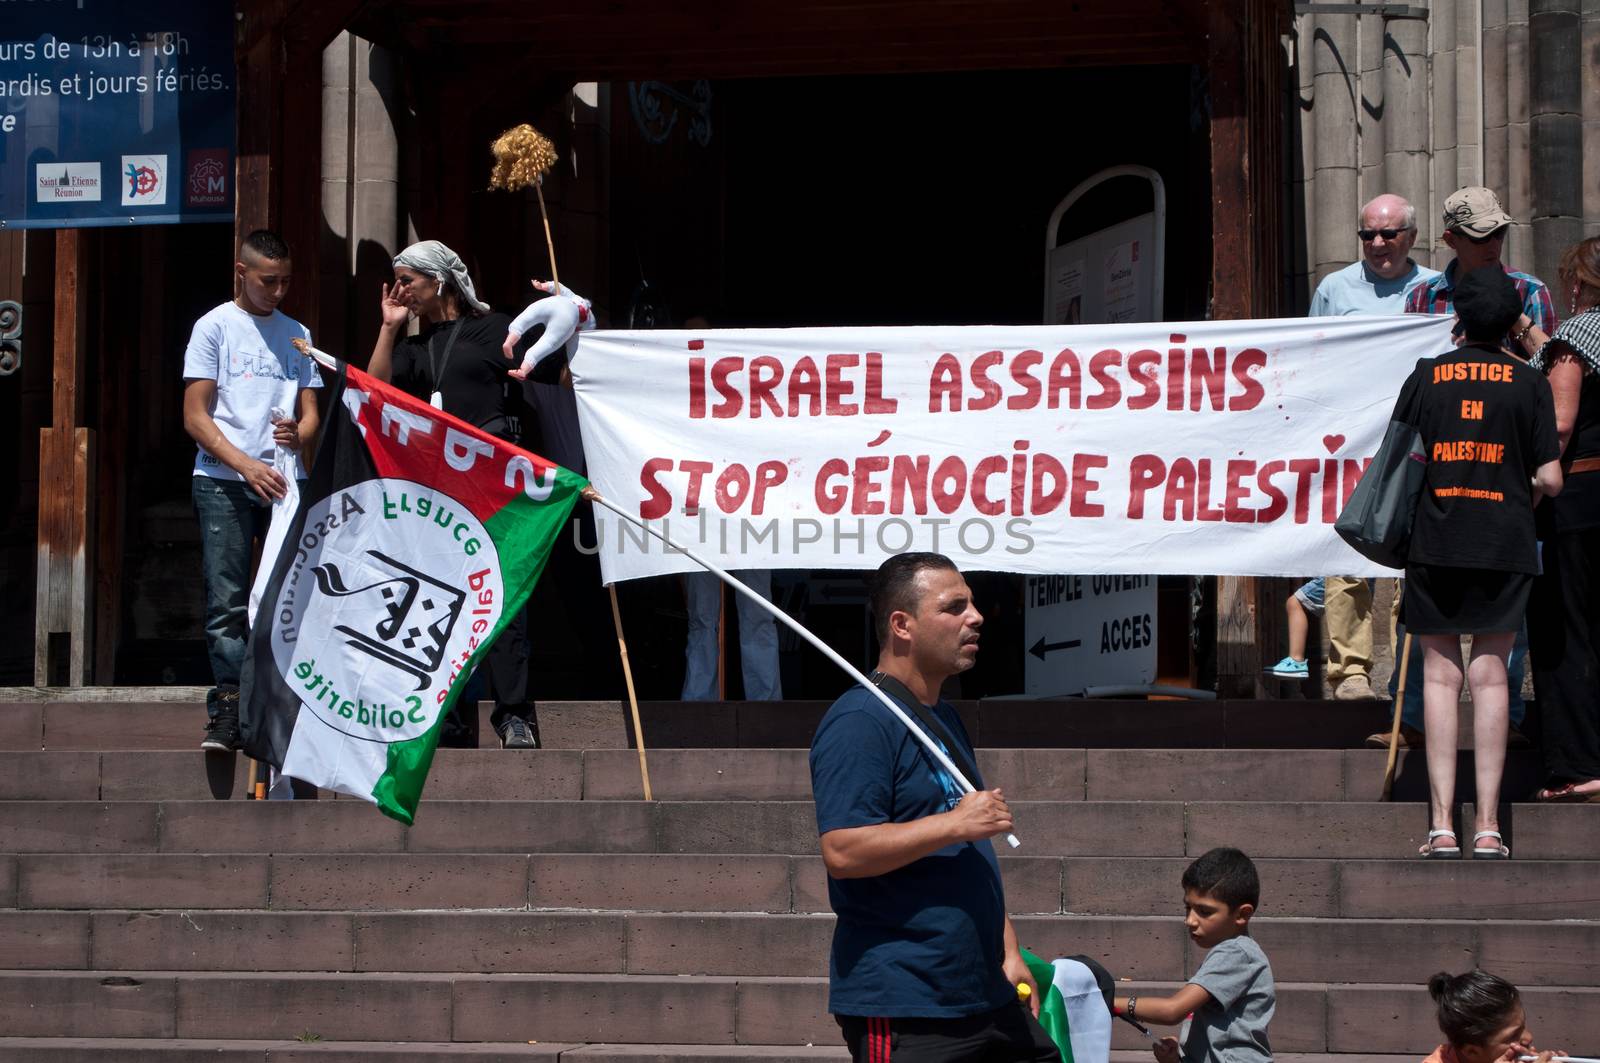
[810,552,1061,1062]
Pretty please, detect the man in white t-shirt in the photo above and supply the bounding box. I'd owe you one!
[182,230,321,751]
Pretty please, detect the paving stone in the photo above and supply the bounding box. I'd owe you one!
[1476,919,1600,986]
[1184,802,1424,858]
[0,856,16,907]
[420,750,584,801]
[43,703,198,751]
[981,701,1224,749]
[91,912,353,972]
[1085,750,1345,802]
[19,855,270,910]
[268,1046,575,1061]
[0,1038,266,1062]
[451,973,737,1043]
[353,912,625,973]
[998,855,1064,914]
[270,855,528,911]
[732,976,834,1044]
[1468,801,1600,860]
[562,1048,846,1061]
[0,752,99,800]
[98,752,251,801]
[1013,801,1185,857]
[0,705,43,750]
[404,800,655,853]
[976,748,1086,801]
[0,972,177,1037]
[157,802,407,854]
[528,854,792,913]
[625,913,832,976]
[1063,859,1342,917]
[1234,918,1476,984]
[1338,860,1600,919]
[1327,984,1600,1053]
[0,910,91,968]
[583,749,812,801]
[0,802,158,853]
[175,973,455,1040]
[1012,915,1185,981]
[656,801,818,855]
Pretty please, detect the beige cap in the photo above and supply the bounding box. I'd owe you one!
[1442,187,1514,237]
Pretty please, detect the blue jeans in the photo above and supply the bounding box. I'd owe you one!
[682,569,783,700]
[1393,622,1527,729]
[193,476,273,717]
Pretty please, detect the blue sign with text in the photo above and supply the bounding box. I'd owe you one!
[0,0,236,229]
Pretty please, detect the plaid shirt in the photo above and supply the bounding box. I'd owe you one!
[1403,260,1558,351]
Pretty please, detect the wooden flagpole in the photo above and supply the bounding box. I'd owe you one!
[607,583,653,801]
[579,485,1020,848]
[1381,632,1413,801]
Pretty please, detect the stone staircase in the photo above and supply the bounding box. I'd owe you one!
[0,696,1596,1062]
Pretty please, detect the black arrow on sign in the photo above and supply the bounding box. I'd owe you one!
[1029,636,1082,661]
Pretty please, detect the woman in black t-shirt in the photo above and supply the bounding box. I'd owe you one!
[1393,267,1563,860]
[1528,237,1600,804]
[367,239,540,751]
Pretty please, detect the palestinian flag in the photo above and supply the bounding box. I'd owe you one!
[240,358,585,824]
[1022,949,1115,1063]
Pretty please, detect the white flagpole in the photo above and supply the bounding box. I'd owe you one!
[581,486,1021,849]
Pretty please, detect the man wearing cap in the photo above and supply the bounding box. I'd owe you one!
[1298,195,1440,702]
[1380,185,1553,749]
[1405,186,1556,356]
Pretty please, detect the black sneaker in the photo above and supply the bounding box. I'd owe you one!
[496,716,539,750]
[202,714,240,752]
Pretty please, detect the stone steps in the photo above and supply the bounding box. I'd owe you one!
[1,972,1595,1051]
[0,1045,1444,1063]
[0,698,1410,751]
[0,797,1591,859]
[0,747,1550,803]
[3,910,1596,987]
[5,851,1600,919]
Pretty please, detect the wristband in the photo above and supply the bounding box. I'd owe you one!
[1127,996,1138,1022]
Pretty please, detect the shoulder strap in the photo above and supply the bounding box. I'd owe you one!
[867,671,982,788]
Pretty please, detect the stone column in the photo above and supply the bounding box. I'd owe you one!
[1530,0,1584,287]
[1455,0,1483,190]
[320,32,402,361]
[1483,1,1510,224]
[1384,13,1433,263]
[1357,12,1388,205]
[1585,0,1600,240]
[1428,2,1459,270]
[1311,12,1361,286]
[1505,0,1534,268]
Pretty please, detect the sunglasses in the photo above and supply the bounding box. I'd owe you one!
[1357,227,1414,241]
[1464,227,1508,245]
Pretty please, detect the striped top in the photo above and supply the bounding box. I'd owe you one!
[1404,261,1558,351]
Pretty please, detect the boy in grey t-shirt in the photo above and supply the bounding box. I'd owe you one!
[1114,848,1275,1063]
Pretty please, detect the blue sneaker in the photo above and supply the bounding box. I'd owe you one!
[1266,656,1309,679]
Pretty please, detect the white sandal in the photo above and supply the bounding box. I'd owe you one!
[1419,829,1460,859]
[1472,830,1510,860]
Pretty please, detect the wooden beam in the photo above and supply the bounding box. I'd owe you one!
[36,229,95,686]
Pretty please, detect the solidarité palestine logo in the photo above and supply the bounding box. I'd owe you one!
[269,478,505,742]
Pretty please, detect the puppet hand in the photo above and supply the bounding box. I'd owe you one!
[510,294,584,373]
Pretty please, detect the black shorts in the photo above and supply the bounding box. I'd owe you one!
[1402,563,1532,635]
[837,1004,1062,1063]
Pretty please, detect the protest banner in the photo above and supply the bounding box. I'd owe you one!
[571,313,1455,583]
[240,359,585,823]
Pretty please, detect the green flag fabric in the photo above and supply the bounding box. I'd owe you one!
[241,359,585,823]
[1023,948,1115,1063]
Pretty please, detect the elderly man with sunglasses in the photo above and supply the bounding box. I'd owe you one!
[1287,196,1440,702]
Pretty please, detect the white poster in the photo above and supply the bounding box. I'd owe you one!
[569,314,1455,584]
[1024,575,1156,696]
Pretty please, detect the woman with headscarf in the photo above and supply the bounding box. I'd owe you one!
[1529,237,1600,803]
[367,239,541,750]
